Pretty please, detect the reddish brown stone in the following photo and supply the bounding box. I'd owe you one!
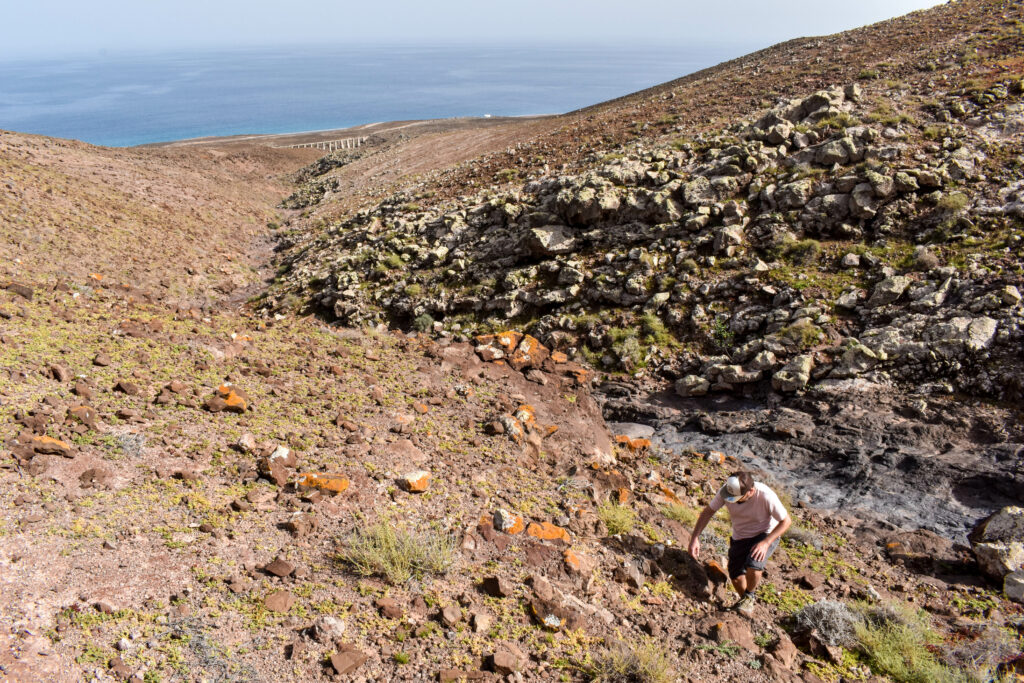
[263,590,295,613]
[114,380,139,395]
[375,597,403,619]
[49,364,71,382]
[480,576,514,598]
[31,435,72,457]
[68,405,97,428]
[263,558,295,577]
[330,644,369,675]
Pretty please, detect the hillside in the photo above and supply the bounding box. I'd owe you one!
[2,1,1024,682]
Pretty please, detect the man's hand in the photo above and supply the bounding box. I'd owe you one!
[751,539,771,562]
[688,536,701,559]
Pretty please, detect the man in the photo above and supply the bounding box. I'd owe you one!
[688,471,791,616]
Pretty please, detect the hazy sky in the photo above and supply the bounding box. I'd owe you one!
[3,0,944,61]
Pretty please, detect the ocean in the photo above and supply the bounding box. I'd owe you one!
[0,43,749,147]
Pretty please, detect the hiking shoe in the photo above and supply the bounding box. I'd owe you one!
[735,594,755,617]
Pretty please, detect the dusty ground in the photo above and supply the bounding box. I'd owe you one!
[2,1,1024,681]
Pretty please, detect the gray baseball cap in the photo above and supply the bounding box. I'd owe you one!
[719,475,746,503]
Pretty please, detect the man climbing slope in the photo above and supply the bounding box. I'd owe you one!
[688,471,791,617]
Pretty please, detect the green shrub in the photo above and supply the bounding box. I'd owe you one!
[383,252,404,269]
[403,284,422,297]
[854,608,965,683]
[598,503,637,536]
[338,520,457,584]
[858,69,880,80]
[783,238,822,264]
[865,104,916,126]
[412,314,434,333]
[711,318,735,352]
[661,503,698,527]
[588,636,676,683]
[778,320,823,350]
[816,112,860,130]
[936,192,968,213]
[640,313,674,347]
[496,168,518,182]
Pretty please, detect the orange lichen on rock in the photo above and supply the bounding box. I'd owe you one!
[398,470,431,493]
[31,435,72,456]
[629,438,651,453]
[616,487,631,504]
[658,484,682,504]
[550,351,568,364]
[526,522,570,543]
[615,435,652,454]
[495,331,524,352]
[509,334,550,371]
[563,548,582,572]
[215,383,249,413]
[297,473,350,494]
[514,404,537,429]
[706,559,730,582]
[568,367,590,385]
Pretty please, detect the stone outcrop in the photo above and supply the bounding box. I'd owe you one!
[266,77,1024,404]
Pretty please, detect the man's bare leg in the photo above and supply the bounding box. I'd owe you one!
[745,568,763,594]
[731,575,747,596]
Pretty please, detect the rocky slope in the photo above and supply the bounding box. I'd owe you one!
[3,1,1024,682]
[263,0,1024,536]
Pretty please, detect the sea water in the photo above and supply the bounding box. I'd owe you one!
[0,43,749,147]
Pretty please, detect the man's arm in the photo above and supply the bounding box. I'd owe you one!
[687,506,716,559]
[751,514,791,562]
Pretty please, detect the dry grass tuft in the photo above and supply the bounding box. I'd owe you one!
[588,636,676,683]
[339,520,457,584]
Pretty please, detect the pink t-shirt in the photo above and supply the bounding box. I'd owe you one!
[708,482,788,540]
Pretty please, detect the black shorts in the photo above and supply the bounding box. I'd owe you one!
[727,532,779,579]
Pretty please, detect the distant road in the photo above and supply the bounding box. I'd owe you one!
[145,114,556,150]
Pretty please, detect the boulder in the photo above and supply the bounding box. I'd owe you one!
[867,276,911,308]
[682,176,716,206]
[927,316,998,352]
[766,122,793,146]
[675,375,710,397]
[816,137,853,166]
[833,342,878,378]
[772,355,814,393]
[969,506,1024,581]
[1005,571,1024,604]
[719,365,762,384]
[526,226,576,256]
[1000,285,1022,306]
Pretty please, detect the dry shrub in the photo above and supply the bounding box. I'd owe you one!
[794,600,862,647]
[589,636,676,683]
[339,519,457,584]
[598,503,637,536]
